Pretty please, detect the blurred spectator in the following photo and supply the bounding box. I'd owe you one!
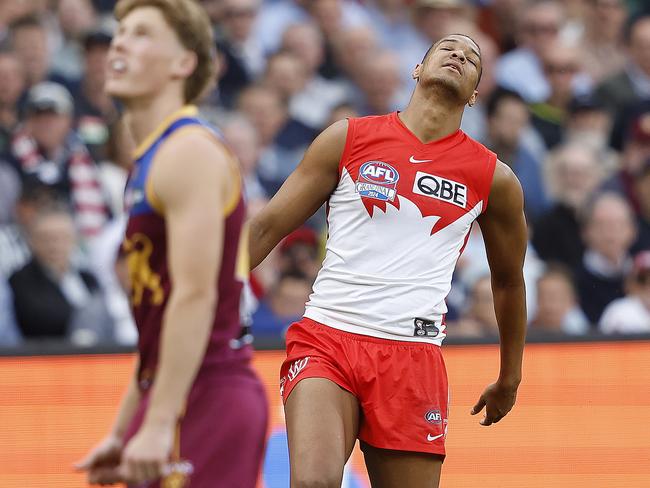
[533,143,606,271]
[531,41,584,149]
[0,2,35,44]
[565,94,615,155]
[279,227,321,282]
[88,215,137,346]
[7,82,110,238]
[595,12,650,122]
[51,0,98,82]
[346,49,408,115]
[329,25,379,80]
[255,0,370,54]
[495,0,565,103]
[0,50,26,154]
[0,275,21,346]
[326,102,359,126]
[8,15,52,88]
[576,192,636,324]
[529,264,589,335]
[485,88,549,220]
[366,0,424,82]
[237,84,316,195]
[279,23,349,129]
[0,181,60,277]
[579,0,628,83]
[97,119,132,217]
[602,111,650,209]
[599,250,650,333]
[0,160,20,224]
[632,158,650,252]
[220,114,267,201]
[252,272,313,339]
[73,28,118,162]
[476,0,526,52]
[411,0,474,46]
[452,275,500,338]
[215,0,265,108]
[9,205,113,345]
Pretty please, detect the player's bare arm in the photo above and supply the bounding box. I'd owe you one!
[74,360,142,483]
[472,161,527,426]
[249,119,347,268]
[118,131,232,484]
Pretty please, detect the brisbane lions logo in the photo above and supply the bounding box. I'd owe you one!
[122,233,164,307]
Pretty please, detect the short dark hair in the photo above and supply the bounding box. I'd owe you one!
[486,87,526,118]
[422,34,483,85]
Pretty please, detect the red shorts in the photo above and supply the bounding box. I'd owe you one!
[280,317,449,456]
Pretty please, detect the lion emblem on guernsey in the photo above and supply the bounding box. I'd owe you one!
[123,233,164,306]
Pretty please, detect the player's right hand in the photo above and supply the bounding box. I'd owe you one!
[74,434,124,484]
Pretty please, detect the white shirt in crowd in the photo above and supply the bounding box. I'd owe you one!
[599,296,650,334]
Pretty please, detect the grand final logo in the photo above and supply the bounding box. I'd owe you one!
[356,161,400,202]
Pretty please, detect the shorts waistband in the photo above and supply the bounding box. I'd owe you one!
[299,317,441,347]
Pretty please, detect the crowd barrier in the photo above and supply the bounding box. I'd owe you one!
[1,336,649,487]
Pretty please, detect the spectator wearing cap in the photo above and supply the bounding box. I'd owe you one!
[565,94,615,157]
[599,251,650,334]
[576,192,637,325]
[533,142,607,272]
[595,13,650,123]
[72,27,118,163]
[7,82,110,239]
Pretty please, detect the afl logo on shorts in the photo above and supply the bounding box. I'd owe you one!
[425,409,443,424]
[356,161,399,202]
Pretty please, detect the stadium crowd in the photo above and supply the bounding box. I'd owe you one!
[1,0,650,348]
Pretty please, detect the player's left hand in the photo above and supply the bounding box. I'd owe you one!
[470,381,519,426]
[118,423,174,484]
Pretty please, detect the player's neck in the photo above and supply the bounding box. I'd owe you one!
[123,92,187,149]
[400,91,464,144]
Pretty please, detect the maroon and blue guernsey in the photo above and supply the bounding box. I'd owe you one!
[123,106,252,388]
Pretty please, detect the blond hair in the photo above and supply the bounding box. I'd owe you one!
[115,0,215,103]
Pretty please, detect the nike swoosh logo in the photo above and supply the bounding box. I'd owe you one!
[409,156,432,164]
[427,433,444,442]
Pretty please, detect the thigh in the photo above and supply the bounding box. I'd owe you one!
[179,373,269,488]
[361,442,443,488]
[285,377,360,487]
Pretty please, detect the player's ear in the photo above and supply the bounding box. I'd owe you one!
[468,90,478,107]
[412,64,422,81]
[173,50,198,79]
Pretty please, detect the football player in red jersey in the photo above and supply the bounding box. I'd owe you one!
[75,1,267,486]
[250,34,527,487]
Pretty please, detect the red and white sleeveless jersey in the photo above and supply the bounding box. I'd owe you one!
[304,112,497,345]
